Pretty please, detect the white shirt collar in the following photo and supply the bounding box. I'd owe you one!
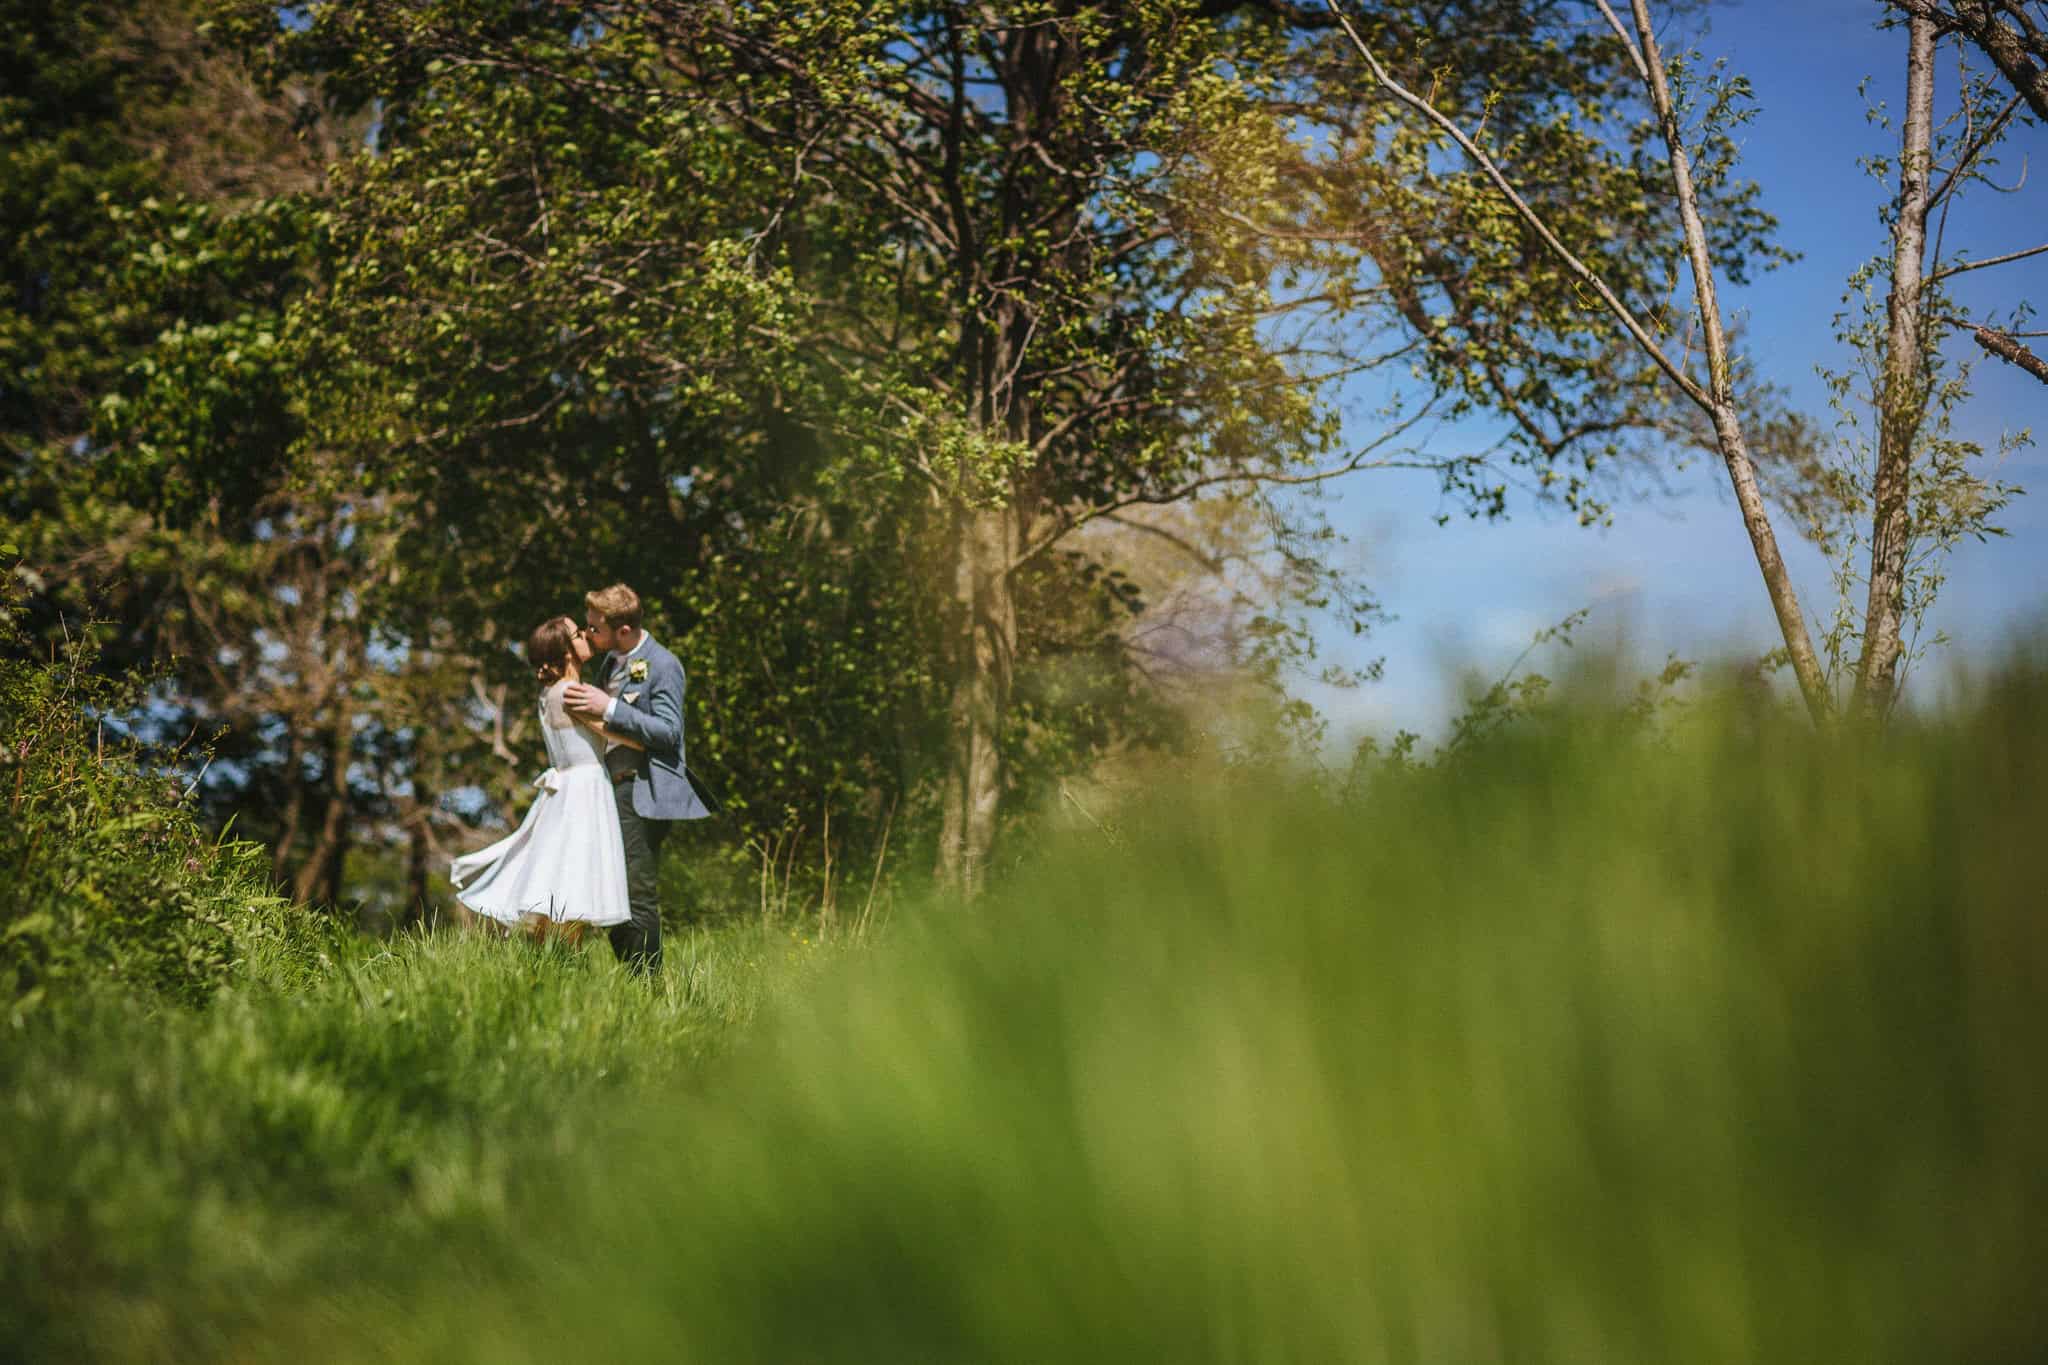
[613,631,654,664]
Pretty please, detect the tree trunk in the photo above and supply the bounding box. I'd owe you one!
[928,12,1062,897]
[1334,4,1835,723]
[292,787,343,905]
[1854,15,1938,717]
[1706,402,1829,718]
[1890,0,2048,123]
[935,499,1018,898]
[315,800,352,909]
[1627,0,1833,725]
[293,714,352,906]
[403,782,433,928]
[270,729,305,886]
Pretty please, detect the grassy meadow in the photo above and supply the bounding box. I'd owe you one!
[6,673,2047,1362]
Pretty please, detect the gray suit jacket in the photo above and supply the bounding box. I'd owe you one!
[599,635,713,821]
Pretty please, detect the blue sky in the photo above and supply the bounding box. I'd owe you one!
[1306,0,2048,742]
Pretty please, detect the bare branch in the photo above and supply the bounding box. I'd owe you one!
[1970,323,2048,382]
[1589,0,1654,85]
[1927,238,2048,281]
[1009,399,1446,575]
[1100,514,1226,574]
[1930,91,2025,207]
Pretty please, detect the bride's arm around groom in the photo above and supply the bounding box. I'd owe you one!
[560,583,713,978]
[566,627,711,822]
[600,640,682,759]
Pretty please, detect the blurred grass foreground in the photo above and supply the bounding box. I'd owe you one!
[7,673,2047,1362]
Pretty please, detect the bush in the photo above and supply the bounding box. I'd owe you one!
[0,582,326,1018]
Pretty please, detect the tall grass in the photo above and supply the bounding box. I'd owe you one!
[9,672,2047,1362]
[0,922,834,1359]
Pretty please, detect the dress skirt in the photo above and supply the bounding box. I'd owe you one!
[451,764,631,926]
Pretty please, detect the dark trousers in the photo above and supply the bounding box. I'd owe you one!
[608,778,668,976]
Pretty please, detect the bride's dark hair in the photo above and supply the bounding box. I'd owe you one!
[526,615,580,685]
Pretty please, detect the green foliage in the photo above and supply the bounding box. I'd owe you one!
[2,0,327,515]
[0,0,1910,906]
[0,581,326,1019]
[0,0,400,912]
[9,0,1819,905]
[211,0,1782,886]
[0,0,166,461]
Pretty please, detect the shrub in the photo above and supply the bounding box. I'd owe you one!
[0,580,325,1018]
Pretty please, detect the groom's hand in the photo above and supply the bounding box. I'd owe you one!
[562,682,611,720]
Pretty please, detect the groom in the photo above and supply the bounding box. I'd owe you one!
[563,583,711,976]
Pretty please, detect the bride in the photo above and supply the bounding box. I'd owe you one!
[451,615,639,942]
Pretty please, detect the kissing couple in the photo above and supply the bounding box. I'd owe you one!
[450,583,712,976]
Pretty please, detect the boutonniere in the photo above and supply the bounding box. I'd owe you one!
[628,658,649,682]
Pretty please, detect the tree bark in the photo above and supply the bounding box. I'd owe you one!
[270,728,305,886]
[935,499,1018,898]
[927,13,1067,897]
[1891,0,2048,122]
[315,798,352,908]
[403,782,433,928]
[1855,15,1939,717]
[293,710,353,906]
[1972,324,2048,382]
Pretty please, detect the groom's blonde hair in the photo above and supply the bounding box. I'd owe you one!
[585,583,642,629]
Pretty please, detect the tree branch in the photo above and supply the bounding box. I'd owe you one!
[1887,0,2048,121]
[1969,322,2048,382]
[1927,238,2048,281]
[1930,91,2025,207]
[1325,3,1715,414]
[1008,399,1445,575]
[1099,513,1226,574]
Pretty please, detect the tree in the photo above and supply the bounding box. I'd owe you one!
[1889,0,2048,121]
[1333,0,2036,725]
[0,0,456,915]
[4,0,1847,908]
[251,0,1787,894]
[238,4,957,905]
[1857,13,1943,713]
[1830,10,2033,715]
[1336,0,1833,718]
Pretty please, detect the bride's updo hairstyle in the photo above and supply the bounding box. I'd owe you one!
[527,615,580,685]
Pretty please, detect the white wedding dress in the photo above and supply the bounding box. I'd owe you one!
[451,679,630,928]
